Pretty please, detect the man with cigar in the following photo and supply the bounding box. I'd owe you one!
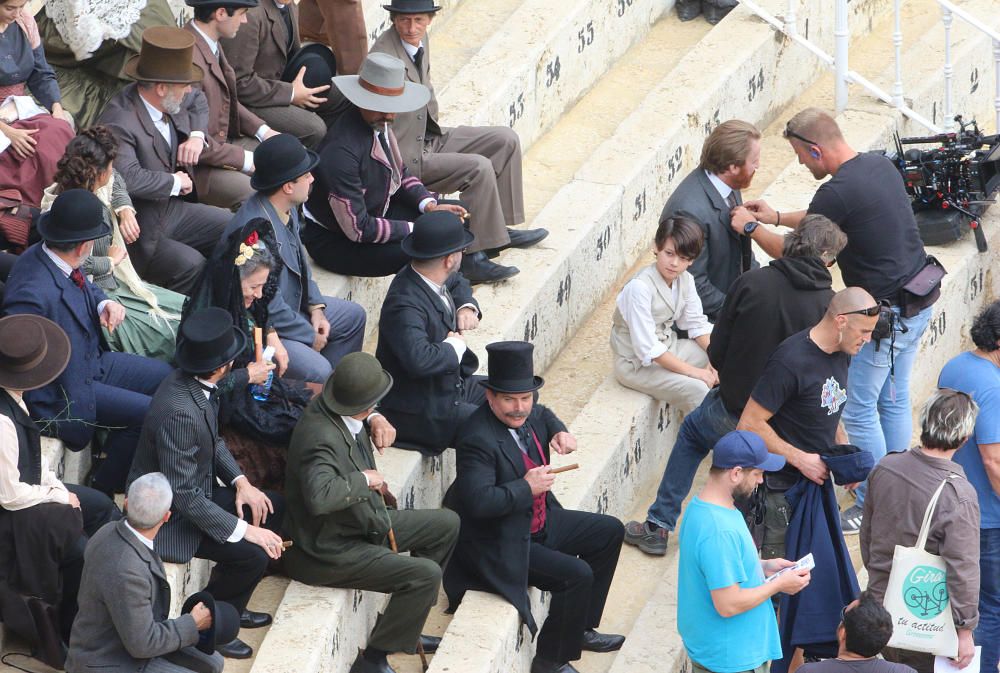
[284,352,459,673]
[444,341,626,673]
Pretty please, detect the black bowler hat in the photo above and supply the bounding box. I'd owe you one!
[250,134,320,192]
[401,211,474,259]
[281,43,337,90]
[383,0,441,14]
[480,341,544,393]
[36,189,111,244]
[181,592,241,655]
[185,0,258,8]
[175,307,248,374]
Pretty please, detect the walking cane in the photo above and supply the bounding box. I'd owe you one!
[384,497,430,672]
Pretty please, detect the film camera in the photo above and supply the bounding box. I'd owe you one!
[885,115,1000,252]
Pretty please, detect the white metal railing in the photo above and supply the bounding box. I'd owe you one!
[740,0,1000,134]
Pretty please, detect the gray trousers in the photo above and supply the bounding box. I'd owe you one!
[423,125,525,252]
[143,646,224,673]
[280,296,367,383]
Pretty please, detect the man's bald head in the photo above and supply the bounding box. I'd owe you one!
[828,287,877,317]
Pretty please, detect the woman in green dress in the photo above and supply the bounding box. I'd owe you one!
[40,125,184,362]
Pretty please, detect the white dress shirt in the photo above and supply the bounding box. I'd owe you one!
[124,520,156,550]
[400,38,422,62]
[42,244,112,317]
[195,377,248,542]
[706,170,734,202]
[615,271,712,366]
[137,94,184,197]
[0,389,70,510]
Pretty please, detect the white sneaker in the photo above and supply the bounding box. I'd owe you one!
[840,504,863,535]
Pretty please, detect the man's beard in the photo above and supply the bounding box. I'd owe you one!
[162,92,184,115]
[733,482,757,510]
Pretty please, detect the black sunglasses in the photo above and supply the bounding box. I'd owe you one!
[783,122,819,147]
[839,305,881,317]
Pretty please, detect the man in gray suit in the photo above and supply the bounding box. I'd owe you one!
[661,119,762,321]
[66,472,231,673]
[127,308,285,660]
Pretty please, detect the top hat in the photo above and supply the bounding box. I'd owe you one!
[712,430,785,472]
[0,315,71,391]
[181,592,241,655]
[36,189,112,244]
[480,341,544,393]
[323,352,394,416]
[333,52,430,113]
[124,26,204,84]
[185,0,258,8]
[401,211,475,259]
[175,307,248,374]
[382,0,442,13]
[250,134,320,192]
[281,43,338,89]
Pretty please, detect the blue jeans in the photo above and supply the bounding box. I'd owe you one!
[646,388,739,530]
[978,527,1000,673]
[844,304,933,506]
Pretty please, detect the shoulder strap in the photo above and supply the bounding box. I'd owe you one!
[915,475,957,550]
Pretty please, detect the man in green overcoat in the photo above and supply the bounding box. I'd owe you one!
[284,351,459,673]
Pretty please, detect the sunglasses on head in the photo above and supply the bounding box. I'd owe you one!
[839,305,881,317]
[783,123,819,147]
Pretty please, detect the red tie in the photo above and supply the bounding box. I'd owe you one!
[70,269,85,289]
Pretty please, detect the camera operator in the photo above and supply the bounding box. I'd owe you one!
[730,108,939,535]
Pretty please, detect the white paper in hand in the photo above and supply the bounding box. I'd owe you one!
[764,553,815,583]
[934,646,981,673]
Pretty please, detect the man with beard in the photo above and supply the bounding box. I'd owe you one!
[677,430,811,673]
[660,120,762,321]
[98,27,231,294]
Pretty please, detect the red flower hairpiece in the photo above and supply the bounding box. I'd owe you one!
[245,231,260,246]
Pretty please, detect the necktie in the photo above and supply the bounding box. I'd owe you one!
[278,4,294,52]
[413,46,424,72]
[440,286,456,328]
[69,269,85,289]
[516,423,540,463]
[727,190,753,273]
[725,191,739,210]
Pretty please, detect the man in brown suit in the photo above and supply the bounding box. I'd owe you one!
[370,0,546,254]
[182,0,281,210]
[297,0,368,76]
[220,0,344,149]
[98,27,232,294]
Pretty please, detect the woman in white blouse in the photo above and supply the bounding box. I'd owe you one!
[611,216,717,413]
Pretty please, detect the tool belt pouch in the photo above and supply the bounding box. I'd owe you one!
[898,256,946,318]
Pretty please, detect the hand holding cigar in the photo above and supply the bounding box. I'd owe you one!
[281,540,294,550]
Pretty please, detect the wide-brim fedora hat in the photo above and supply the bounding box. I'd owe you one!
[480,341,544,394]
[401,211,475,259]
[250,134,320,192]
[323,352,394,416]
[0,315,71,391]
[175,307,249,374]
[382,0,442,13]
[185,0,258,8]
[36,189,112,244]
[124,26,204,84]
[181,592,241,655]
[333,52,430,113]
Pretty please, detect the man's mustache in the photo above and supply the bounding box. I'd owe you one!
[505,411,529,419]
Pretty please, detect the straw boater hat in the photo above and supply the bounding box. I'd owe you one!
[0,315,71,392]
[124,26,204,84]
[333,52,430,113]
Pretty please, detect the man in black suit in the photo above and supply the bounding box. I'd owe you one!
[661,119,761,321]
[443,341,626,673]
[126,307,285,660]
[375,210,486,455]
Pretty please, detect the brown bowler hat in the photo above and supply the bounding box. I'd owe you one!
[124,26,204,84]
[0,315,71,392]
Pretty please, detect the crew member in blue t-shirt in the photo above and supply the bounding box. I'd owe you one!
[677,430,811,673]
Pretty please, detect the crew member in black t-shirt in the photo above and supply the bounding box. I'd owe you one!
[738,287,879,559]
[728,108,935,535]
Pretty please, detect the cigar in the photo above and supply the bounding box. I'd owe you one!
[281,540,294,550]
[549,463,579,475]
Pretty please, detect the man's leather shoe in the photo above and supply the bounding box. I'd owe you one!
[240,609,272,628]
[460,252,519,284]
[505,227,549,249]
[581,629,626,652]
[349,656,397,673]
[418,634,441,653]
[702,2,735,24]
[676,0,701,21]
[217,638,253,659]
[531,658,580,673]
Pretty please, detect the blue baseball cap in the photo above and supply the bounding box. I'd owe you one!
[712,430,786,472]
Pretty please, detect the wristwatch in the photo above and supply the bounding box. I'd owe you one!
[743,220,760,236]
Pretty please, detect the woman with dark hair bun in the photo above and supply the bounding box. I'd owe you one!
[40,125,185,361]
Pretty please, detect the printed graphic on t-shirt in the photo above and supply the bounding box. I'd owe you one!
[820,376,847,415]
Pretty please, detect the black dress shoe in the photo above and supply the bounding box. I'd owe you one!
[240,609,273,628]
[460,251,519,284]
[217,638,253,659]
[349,656,397,673]
[581,628,626,652]
[702,0,736,24]
[504,227,549,249]
[530,658,580,673]
[676,0,701,21]
[418,634,441,653]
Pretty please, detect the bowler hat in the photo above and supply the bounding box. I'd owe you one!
[175,307,248,374]
[323,352,393,416]
[712,430,786,472]
[333,52,429,113]
[281,43,337,89]
[382,0,441,13]
[36,189,111,244]
[181,592,241,655]
[124,26,204,84]
[185,0,258,8]
[0,315,71,391]
[401,211,474,259]
[250,134,319,192]
[480,341,544,393]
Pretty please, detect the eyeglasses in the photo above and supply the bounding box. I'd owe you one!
[840,604,849,624]
[783,122,819,147]
[839,305,881,317]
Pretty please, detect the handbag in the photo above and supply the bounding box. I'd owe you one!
[883,476,959,656]
[898,256,946,318]
[0,188,37,253]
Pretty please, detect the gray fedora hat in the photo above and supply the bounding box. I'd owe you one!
[333,52,430,113]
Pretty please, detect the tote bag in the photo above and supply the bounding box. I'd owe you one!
[883,476,959,656]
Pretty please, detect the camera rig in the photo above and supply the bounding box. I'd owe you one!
[886,115,1000,253]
